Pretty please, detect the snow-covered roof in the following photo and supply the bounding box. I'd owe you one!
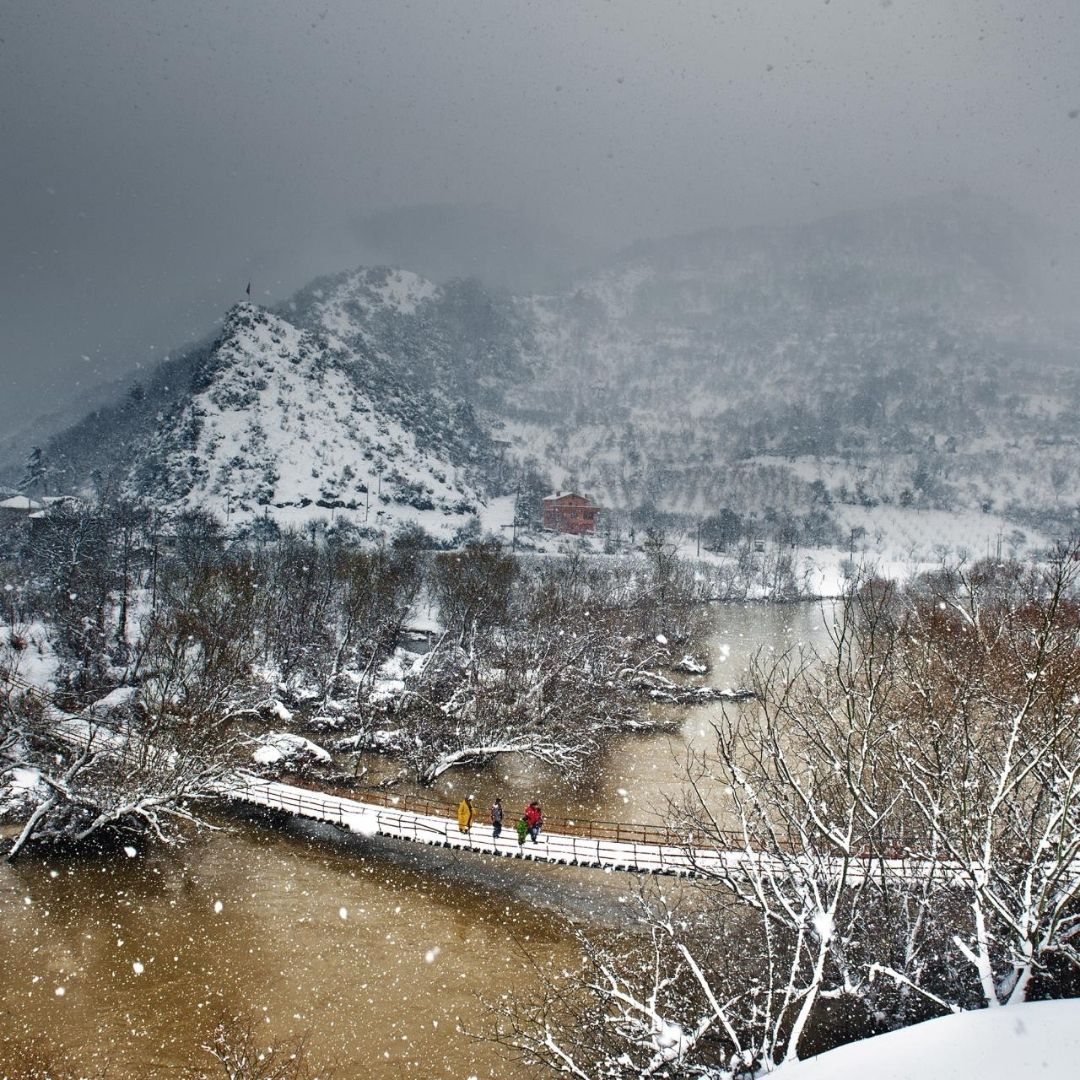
[0,495,43,511]
[542,491,596,505]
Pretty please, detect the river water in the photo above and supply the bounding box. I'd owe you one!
[0,603,831,1078]
[411,601,833,825]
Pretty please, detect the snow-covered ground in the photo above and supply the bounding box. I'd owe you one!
[0,621,58,690]
[831,503,1042,565]
[774,999,1080,1079]
[478,489,1050,598]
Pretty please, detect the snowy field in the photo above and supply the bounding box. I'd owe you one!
[831,503,1042,564]
[775,999,1080,1079]
[0,621,57,690]
[478,492,1051,599]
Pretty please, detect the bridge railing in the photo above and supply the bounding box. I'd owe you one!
[274,773,748,849]
[236,780,346,826]
[270,773,927,859]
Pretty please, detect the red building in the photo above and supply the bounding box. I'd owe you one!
[541,492,601,535]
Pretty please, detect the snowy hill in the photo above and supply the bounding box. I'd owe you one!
[284,264,536,412]
[774,999,1080,1079]
[129,303,486,539]
[497,192,1080,543]
[22,193,1080,551]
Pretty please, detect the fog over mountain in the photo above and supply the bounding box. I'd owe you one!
[8,11,1080,1073]
[5,189,1073,564]
[3,0,1080,436]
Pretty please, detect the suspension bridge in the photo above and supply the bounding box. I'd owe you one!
[227,772,731,876]
[4,670,928,881]
[221,775,943,883]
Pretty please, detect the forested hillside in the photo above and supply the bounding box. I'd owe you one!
[503,192,1080,542]
[11,192,1080,549]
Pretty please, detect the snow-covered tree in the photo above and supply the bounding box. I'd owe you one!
[19,445,48,499]
[887,548,1080,1006]
[398,552,696,785]
[3,557,261,860]
[493,558,1080,1076]
[187,1011,326,1080]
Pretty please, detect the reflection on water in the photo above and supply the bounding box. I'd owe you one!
[0,602,831,1077]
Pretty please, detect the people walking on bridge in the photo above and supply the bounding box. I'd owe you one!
[490,797,503,840]
[515,815,528,847]
[524,800,543,843]
[457,795,475,835]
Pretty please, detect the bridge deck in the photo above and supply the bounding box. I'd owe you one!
[227,777,950,882]
[228,774,728,876]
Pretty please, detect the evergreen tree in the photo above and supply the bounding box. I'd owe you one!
[20,446,47,499]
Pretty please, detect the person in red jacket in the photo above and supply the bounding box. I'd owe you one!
[524,801,543,843]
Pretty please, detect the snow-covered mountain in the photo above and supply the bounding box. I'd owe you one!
[127,302,488,539]
[284,264,535,411]
[496,192,1080,538]
[21,192,1080,546]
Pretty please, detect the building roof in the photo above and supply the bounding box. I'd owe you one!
[542,491,597,505]
[0,495,44,511]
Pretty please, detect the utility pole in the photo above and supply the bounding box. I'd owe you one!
[499,519,520,551]
[848,525,865,565]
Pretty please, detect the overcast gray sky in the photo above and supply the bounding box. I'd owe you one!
[1,0,1079,432]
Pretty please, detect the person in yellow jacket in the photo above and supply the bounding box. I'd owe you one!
[456,795,475,834]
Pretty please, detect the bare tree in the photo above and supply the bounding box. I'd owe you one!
[889,547,1080,1006]
[489,561,1080,1076]
[4,560,260,861]
[186,1012,331,1080]
[324,546,421,708]
[428,540,517,644]
[661,581,921,1068]
[399,559,643,785]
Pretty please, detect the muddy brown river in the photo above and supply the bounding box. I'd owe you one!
[0,604,830,1077]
